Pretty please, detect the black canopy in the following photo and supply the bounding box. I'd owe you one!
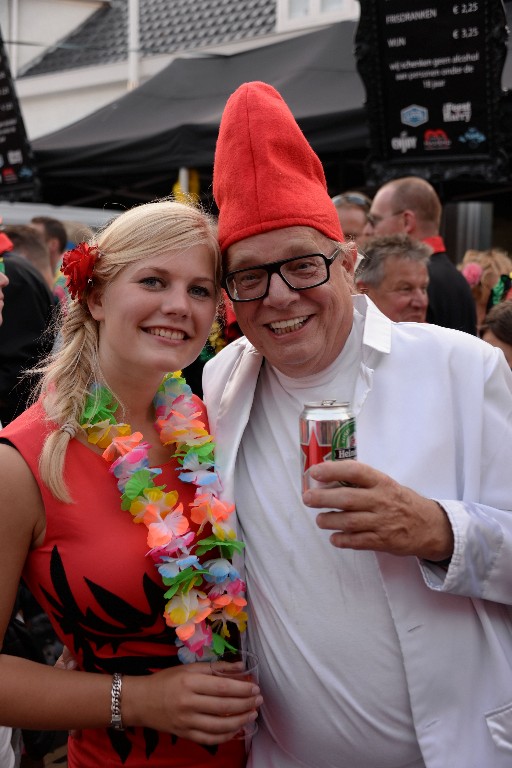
[33,21,367,207]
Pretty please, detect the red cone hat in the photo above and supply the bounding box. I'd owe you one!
[214,81,344,252]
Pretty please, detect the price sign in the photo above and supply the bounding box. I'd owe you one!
[355,0,509,183]
[453,3,479,13]
[0,26,37,197]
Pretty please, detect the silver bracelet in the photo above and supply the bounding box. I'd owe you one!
[110,672,124,730]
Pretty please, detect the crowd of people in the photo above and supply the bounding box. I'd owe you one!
[0,80,511,768]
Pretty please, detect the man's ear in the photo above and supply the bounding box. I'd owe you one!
[87,286,105,321]
[341,242,358,275]
[402,210,416,235]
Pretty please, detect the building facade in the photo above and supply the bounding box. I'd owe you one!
[1,0,359,140]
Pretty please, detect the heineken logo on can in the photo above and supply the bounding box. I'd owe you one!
[331,421,357,460]
[300,400,357,491]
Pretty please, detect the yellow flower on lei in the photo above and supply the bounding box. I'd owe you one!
[129,487,179,523]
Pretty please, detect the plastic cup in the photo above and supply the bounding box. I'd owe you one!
[210,649,259,740]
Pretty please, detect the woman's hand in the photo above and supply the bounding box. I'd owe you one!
[55,649,263,745]
[125,661,263,745]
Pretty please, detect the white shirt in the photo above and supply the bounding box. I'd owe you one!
[236,314,425,767]
[0,727,15,768]
[204,296,512,768]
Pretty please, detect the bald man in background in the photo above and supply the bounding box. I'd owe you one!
[364,176,477,334]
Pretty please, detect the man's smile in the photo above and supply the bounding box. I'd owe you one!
[267,316,310,335]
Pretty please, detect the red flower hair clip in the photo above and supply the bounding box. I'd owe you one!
[62,242,100,300]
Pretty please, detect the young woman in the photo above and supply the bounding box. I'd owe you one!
[0,201,261,767]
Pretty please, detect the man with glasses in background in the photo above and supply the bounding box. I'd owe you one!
[331,190,371,251]
[203,81,512,768]
[363,175,477,334]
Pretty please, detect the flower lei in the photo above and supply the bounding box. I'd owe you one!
[62,242,100,300]
[80,372,247,662]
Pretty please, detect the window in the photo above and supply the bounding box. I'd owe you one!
[277,0,359,31]
[289,0,309,18]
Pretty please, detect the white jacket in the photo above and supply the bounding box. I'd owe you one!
[203,296,512,767]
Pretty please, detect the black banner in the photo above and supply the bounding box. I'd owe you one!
[0,26,38,200]
[356,0,510,183]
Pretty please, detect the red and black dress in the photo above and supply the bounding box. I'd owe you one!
[1,402,245,768]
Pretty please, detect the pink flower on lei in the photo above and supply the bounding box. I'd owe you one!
[157,400,212,448]
[208,577,246,599]
[144,503,189,548]
[190,491,235,534]
[110,444,158,491]
[103,432,145,461]
[176,622,215,662]
[146,530,195,563]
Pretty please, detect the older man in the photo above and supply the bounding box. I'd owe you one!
[363,176,477,335]
[203,81,512,768]
[355,233,430,322]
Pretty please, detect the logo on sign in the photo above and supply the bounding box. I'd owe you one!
[424,129,451,151]
[442,102,472,123]
[7,149,23,164]
[391,131,418,154]
[2,167,18,184]
[458,127,486,148]
[18,166,34,179]
[401,104,429,128]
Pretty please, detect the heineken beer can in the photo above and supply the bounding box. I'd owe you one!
[300,400,357,491]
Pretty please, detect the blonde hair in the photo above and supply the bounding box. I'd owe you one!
[63,220,95,245]
[461,248,512,304]
[462,248,512,276]
[37,198,220,502]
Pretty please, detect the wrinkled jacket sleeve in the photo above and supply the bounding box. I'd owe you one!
[420,351,512,605]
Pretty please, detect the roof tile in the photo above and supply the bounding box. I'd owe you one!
[20,0,276,76]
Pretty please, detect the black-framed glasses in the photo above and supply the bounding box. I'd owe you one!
[331,192,371,211]
[223,247,341,302]
[366,210,405,228]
